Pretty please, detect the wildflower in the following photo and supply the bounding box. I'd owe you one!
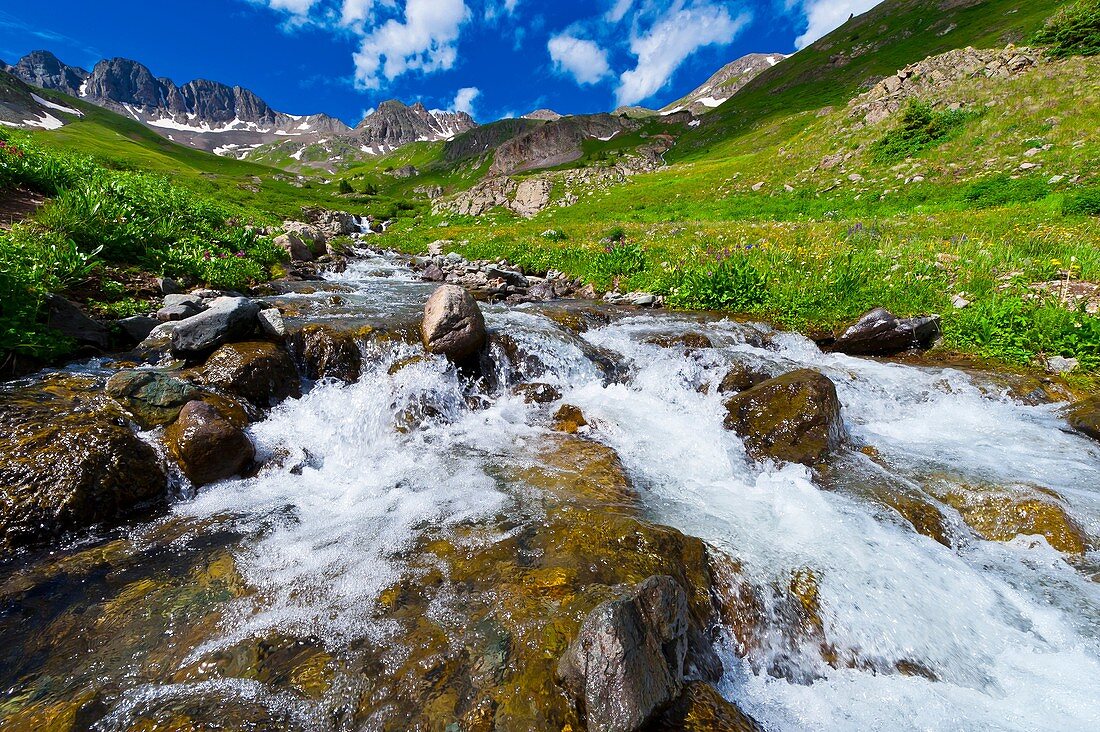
[203,251,212,261]
[235,251,246,258]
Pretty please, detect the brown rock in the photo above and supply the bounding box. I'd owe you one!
[554,404,588,434]
[165,401,254,487]
[940,483,1089,554]
[644,681,763,732]
[644,333,713,350]
[723,369,844,465]
[1067,395,1100,442]
[420,285,487,361]
[195,341,301,408]
[514,382,562,404]
[288,325,363,383]
[717,362,771,394]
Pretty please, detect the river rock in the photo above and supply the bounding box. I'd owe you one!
[553,404,589,433]
[645,333,713,350]
[274,232,313,262]
[723,369,844,465]
[289,324,363,383]
[257,308,287,339]
[939,482,1089,554]
[44,294,109,349]
[117,315,159,344]
[1066,396,1100,442]
[557,575,689,732]
[106,369,200,426]
[831,308,941,356]
[717,361,771,394]
[170,297,261,359]
[194,341,301,408]
[0,382,167,549]
[420,285,487,361]
[165,400,254,487]
[514,382,562,404]
[646,681,763,732]
[157,301,204,322]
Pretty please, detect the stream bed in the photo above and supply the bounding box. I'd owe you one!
[2,251,1099,731]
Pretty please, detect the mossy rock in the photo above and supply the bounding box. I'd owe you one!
[287,324,364,383]
[192,341,301,408]
[106,369,200,427]
[1067,395,1100,442]
[939,482,1090,554]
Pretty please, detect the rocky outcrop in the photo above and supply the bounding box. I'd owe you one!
[489,114,638,176]
[164,400,254,487]
[0,379,167,548]
[7,50,88,96]
[352,100,475,154]
[420,285,487,361]
[850,45,1042,125]
[557,576,691,732]
[511,178,553,217]
[170,297,261,359]
[723,369,844,465]
[274,232,313,262]
[831,308,941,356]
[194,341,301,409]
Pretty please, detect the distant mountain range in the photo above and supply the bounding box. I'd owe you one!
[2,48,783,168]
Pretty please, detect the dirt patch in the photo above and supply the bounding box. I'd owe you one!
[0,187,47,229]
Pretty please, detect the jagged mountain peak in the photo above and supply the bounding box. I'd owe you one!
[660,52,788,115]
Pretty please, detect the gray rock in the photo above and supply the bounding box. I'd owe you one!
[157,277,183,295]
[257,308,287,338]
[163,293,205,308]
[117,315,159,344]
[485,266,529,288]
[557,576,689,732]
[831,308,941,356]
[274,232,313,262]
[156,302,204,322]
[420,285,487,361]
[44,294,109,349]
[170,297,261,359]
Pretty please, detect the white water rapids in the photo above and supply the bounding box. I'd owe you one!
[148,252,1100,731]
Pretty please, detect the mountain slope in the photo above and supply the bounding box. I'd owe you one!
[0,68,85,130]
[678,0,1065,159]
[660,52,787,115]
[7,51,349,157]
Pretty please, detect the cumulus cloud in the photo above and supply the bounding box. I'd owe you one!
[547,33,612,86]
[451,86,480,117]
[352,0,469,89]
[606,0,634,23]
[615,1,750,107]
[793,0,878,49]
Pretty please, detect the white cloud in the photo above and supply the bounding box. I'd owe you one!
[606,0,634,23]
[451,86,480,117]
[340,0,377,27]
[615,1,750,107]
[352,0,469,89]
[794,0,878,49]
[260,0,322,14]
[547,33,612,86]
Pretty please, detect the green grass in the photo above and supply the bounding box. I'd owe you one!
[1033,0,1100,57]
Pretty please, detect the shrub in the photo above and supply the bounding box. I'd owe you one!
[1033,0,1100,58]
[592,240,646,282]
[338,179,354,194]
[871,101,978,162]
[963,174,1050,208]
[668,256,768,310]
[1062,186,1100,216]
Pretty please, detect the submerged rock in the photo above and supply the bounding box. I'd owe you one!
[106,369,200,427]
[723,369,844,465]
[165,400,254,487]
[514,382,562,404]
[644,333,713,350]
[831,308,941,356]
[170,297,261,359]
[938,482,1089,554]
[557,575,689,732]
[0,382,167,548]
[194,341,301,408]
[288,324,363,383]
[420,284,487,361]
[645,681,763,732]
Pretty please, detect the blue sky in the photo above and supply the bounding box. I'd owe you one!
[0,1,876,125]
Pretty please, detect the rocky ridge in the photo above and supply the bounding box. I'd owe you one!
[660,52,787,116]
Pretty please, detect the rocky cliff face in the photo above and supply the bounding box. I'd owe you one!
[0,66,84,130]
[661,52,787,115]
[8,50,349,156]
[352,100,476,154]
[488,113,638,176]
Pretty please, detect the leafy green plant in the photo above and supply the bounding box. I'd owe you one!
[1063,186,1100,216]
[872,101,979,162]
[668,255,768,310]
[963,174,1050,208]
[1033,0,1100,57]
[592,240,646,282]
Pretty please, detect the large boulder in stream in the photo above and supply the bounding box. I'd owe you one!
[723,369,844,465]
[106,369,200,427]
[557,575,690,732]
[170,297,261,359]
[831,308,941,356]
[420,284,487,361]
[0,378,167,549]
[288,324,363,383]
[165,400,254,487]
[194,341,301,408]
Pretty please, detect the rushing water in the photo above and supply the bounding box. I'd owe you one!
[3,251,1099,731]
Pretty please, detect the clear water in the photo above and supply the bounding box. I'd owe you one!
[5,251,1100,730]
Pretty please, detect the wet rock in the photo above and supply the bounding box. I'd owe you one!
[717,362,771,394]
[940,483,1089,554]
[288,324,362,383]
[194,341,301,409]
[723,369,844,465]
[44,294,109,349]
[644,333,713,350]
[554,404,589,434]
[117,315,159,344]
[644,681,763,732]
[170,297,261,359]
[420,284,487,362]
[514,382,562,404]
[831,308,941,356]
[274,232,313,262]
[1067,395,1100,442]
[0,383,167,549]
[556,575,689,732]
[106,369,200,427]
[422,263,446,282]
[165,400,255,487]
